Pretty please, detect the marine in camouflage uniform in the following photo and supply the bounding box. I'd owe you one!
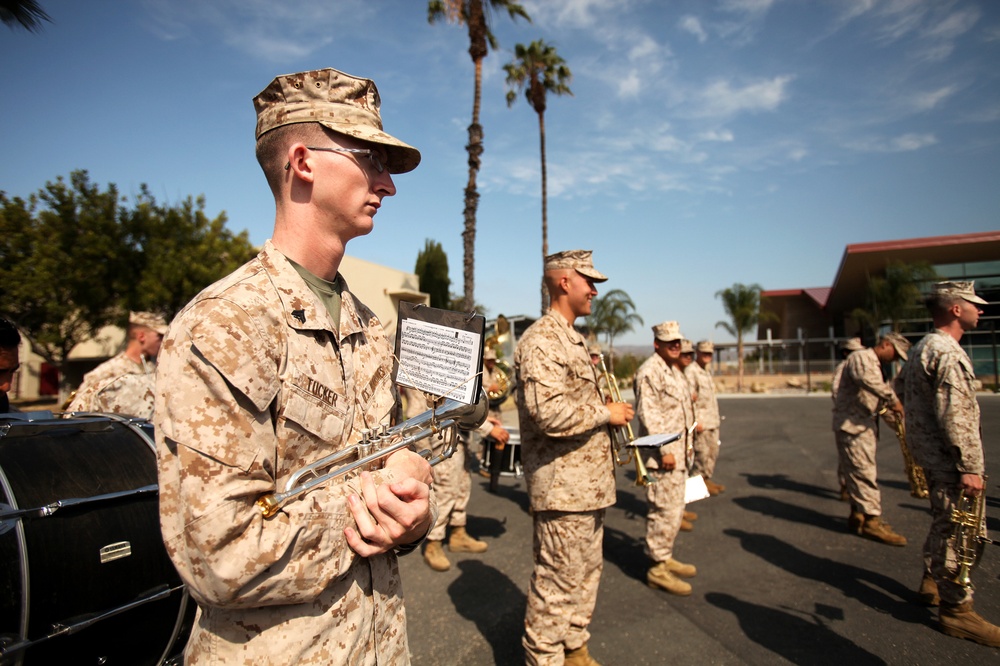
[65,311,167,419]
[831,337,865,500]
[685,340,723,495]
[155,68,434,665]
[896,281,1000,647]
[830,332,910,545]
[635,322,698,597]
[515,250,634,666]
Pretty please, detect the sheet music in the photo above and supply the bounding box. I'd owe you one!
[397,318,482,404]
[630,432,682,448]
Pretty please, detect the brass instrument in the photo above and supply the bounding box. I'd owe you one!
[950,482,993,587]
[256,391,488,518]
[597,353,652,487]
[878,406,928,499]
[484,315,515,408]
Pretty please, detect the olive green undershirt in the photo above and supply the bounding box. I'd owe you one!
[288,258,343,334]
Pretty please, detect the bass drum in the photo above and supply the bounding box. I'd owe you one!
[0,413,192,665]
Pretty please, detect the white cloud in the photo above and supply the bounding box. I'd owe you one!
[695,75,794,117]
[845,132,938,152]
[720,0,775,14]
[922,6,980,40]
[618,71,641,97]
[698,129,735,142]
[912,85,958,111]
[522,0,632,30]
[678,15,708,43]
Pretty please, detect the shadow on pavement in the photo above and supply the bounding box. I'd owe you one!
[602,525,651,583]
[733,495,847,534]
[724,528,936,623]
[447,560,526,665]
[706,592,888,666]
[742,472,842,501]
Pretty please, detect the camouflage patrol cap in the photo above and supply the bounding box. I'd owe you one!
[129,311,168,335]
[680,339,695,354]
[933,280,988,305]
[880,331,911,361]
[253,68,421,174]
[543,250,608,283]
[696,340,714,353]
[652,321,683,342]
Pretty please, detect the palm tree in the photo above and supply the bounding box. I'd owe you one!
[715,283,768,392]
[1,0,51,32]
[850,260,937,339]
[503,40,573,315]
[586,289,643,374]
[428,0,530,312]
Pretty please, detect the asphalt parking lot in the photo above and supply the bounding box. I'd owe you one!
[399,393,1000,665]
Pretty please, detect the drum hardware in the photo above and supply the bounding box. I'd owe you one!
[0,484,158,533]
[0,583,185,660]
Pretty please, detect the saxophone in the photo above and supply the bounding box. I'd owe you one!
[878,406,928,499]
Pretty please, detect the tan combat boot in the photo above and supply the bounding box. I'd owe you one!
[680,518,694,532]
[684,510,698,521]
[847,511,865,535]
[647,562,692,596]
[861,515,907,546]
[423,540,450,571]
[448,526,488,553]
[664,557,697,578]
[916,573,940,606]
[564,644,601,666]
[940,602,1000,647]
[705,479,726,494]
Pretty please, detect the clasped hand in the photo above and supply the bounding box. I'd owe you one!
[343,449,433,557]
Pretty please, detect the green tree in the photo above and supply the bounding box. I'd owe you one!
[715,282,770,392]
[428,0,530,312]
[414,239,451,309]
[849,261,938,339]
[503,39,573,315]
[1,0,51,32]
[1,170,256,386]
[586,288,643,373]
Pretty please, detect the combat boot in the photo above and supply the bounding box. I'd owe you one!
[916,573,940,606]
[684,510,698,521]
[647,562,692,596]
[423,540,450,571]
[448,526,488,553]
[847,511,865,535]
[861,515,907,546]
[564,644,601,666]
[939,602,1000,647]
[664,557,697,578]
[705,479,726,494]
[680,518,694,532]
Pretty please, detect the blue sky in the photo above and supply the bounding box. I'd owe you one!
[2,0,998,347]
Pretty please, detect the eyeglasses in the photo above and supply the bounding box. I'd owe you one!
[284,146,386,173]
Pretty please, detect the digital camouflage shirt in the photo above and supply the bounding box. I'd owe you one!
[66,352,155,419]
[155,240,410,665]
[896,329,984,475]
[832,348,897,435]
[514,310,615,513]
[634,354,694,471]
[684,362,720,430]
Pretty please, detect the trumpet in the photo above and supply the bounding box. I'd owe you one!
[597,353,653,487]
[878,405,928,499]
[950,481,993,588]
[256,390,489,518]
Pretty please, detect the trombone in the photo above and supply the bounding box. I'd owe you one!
[256,391,488,518]
[597,353,653,487]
